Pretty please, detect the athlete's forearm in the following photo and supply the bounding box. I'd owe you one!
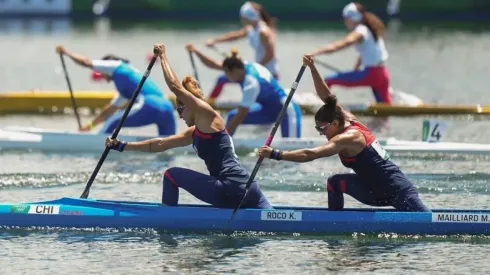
[214,29,247,43]
[123,129,192,153]
[125,138,168,153]
[194,49,223,70]
[308,62,332,102]
[280,149,317,162]
[64,50,93,68]
[91,104,118,126]
[310,44,337,56]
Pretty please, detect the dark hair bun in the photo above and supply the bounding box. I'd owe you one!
[324,94,337,110]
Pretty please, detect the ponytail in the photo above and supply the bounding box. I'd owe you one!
[355,3,385,41]
[249,1,277,30]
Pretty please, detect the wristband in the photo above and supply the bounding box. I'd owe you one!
[270,149,283,161]
[109,140,127,152]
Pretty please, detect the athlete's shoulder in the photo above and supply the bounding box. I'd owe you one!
[338,129,363,142]
[353,24,371,40]
[248,62,273,81]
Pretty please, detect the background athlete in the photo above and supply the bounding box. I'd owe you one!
[186,44,301,138]
[258,56,429,212]
[56,45,176,135]
[105,43,271,209]
[205,1,278,103]
[306,2,392,104]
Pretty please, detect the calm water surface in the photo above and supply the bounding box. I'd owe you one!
[0,19,489,274]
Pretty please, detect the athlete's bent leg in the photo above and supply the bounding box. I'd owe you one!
[327,174,380,209]
[162,167,271,209]
[324,68,371,89]
[162,167,224,206]
[393,187,431,212]
[208,74,235,100]
[100,100,150,134]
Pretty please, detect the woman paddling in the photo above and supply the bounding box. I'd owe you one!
[257,56,429,212]
[186,45,301,138]
[105,44,271,209]
[56,45,176,135]
[205,1,278,103]
[306,2,392,104]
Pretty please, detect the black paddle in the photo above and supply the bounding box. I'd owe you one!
[80,49,159,199]
[59,53,82,129]
[188,51,200,84]
[228,65,307,224]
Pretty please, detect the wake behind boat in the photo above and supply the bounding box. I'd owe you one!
[1,197,489,235]
[3,126,490,155]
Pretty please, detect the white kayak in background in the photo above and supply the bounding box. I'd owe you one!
[2,125,490,155]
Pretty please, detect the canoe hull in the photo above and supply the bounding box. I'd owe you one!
[1,197,489,235]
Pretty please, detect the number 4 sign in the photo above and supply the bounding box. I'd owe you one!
[422,119,449,142]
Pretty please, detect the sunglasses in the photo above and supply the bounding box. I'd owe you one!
[177,105,186,116]
[314,123,330,134]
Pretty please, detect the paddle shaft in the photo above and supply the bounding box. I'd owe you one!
[59,53,82,129]
[314,59,341,73]
[80,50,159,199]
[228,65,307,224]
[209,45,227,58]
[188,51,200,84]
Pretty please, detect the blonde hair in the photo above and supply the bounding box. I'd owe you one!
[179,75,205,106]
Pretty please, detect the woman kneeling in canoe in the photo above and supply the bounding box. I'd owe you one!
[258,56,429,212]
[105,44,271,209]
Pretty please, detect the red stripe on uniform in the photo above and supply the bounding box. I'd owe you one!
[327,180,333,192]
[194,128,213,139]
[339,155,356,162]
[346,121,376,145]
[164,171,179,187]
[340,180,347,193]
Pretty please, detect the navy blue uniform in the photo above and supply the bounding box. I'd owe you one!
[162,127,271,208]
[327,121,430,211]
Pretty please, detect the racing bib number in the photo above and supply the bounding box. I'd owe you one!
[228,136,239,159]
[372,140,389,160]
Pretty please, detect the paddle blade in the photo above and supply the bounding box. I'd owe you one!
[390,88,423,106]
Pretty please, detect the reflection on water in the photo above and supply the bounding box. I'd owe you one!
[1,227,489,274]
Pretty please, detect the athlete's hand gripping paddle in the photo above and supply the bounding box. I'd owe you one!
[80,48,160,199]
[228,64,307,224]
